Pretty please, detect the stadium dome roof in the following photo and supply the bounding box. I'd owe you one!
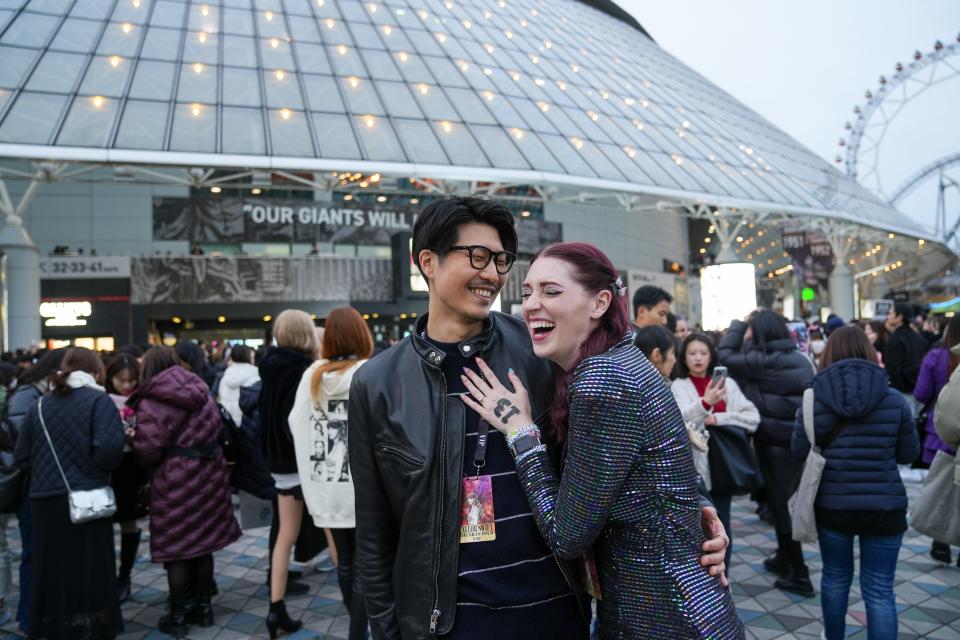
[0,0,936,239]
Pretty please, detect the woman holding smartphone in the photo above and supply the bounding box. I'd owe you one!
[671,333,760,569]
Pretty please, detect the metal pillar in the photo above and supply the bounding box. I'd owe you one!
[827,261,856,322]
[0,215,40,350]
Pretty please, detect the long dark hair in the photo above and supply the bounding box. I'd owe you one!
[818,325,878,370]
[533,242,630,442]
[18,348,66,386]
[105,353,140,395]
[747,309,791,351]
[675,332,719,379]
[50,348,105,396]
[140,346,181,386]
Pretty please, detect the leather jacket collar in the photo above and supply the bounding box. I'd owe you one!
[411,313,498,367]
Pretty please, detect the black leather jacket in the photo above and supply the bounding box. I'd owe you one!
[348,312,589,640]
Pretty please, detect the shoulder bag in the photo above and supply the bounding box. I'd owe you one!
[37,397,116,524]
[707,424,762,496]
[787,388,847,543]
[909,450,960,545]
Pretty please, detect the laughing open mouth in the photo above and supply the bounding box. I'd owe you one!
[530,320,556,338]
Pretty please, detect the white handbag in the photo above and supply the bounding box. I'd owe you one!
[37,397,117,524]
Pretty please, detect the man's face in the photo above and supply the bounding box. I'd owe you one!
[421,222,507,326]
[635,300,670,328]
[885,307,902,332]
[675,318,690,341]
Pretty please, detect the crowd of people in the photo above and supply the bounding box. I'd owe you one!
[0,195,956,640]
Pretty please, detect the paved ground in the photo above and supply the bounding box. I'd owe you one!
[2,482,959,639]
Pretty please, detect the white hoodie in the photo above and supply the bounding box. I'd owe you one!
[217,362,261,426]
[288,359,366,528]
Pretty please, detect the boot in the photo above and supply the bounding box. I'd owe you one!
[775,565,815,597]
[190,589,214,627]
[762,552,790,579]
[338,564,369,640]
[931,541,952,564]
[266,599,302,639]
[117,530,141,603]
[157,595,190,638]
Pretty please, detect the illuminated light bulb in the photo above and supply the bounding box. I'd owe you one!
[398,51,409,62]
[511,128,524,140]
[888,232,895,239]
[132,0,140,7]
[641,99,649,107]
[275,69,285,80]
[532,78,544,86]
[91,95,104,108]
[316,0,323,5]
[377,194,387,203]
[462,20,471,28]
[191,103,201,116]
[483,43,494,54]
[586,111,599,121]
[671,154,683,165]
[505,30,513,39]
[483,10,491,18]
[509,70,520,81]
[370,173,381,182]
[359,181,368,188]
[623,146,636,158]
[457,60,468,71]
[265,10,273,20]
[439,120,452,133]
[193,62,203,73]
[919,239,925,246]
[531,8,538,15]
[198,32,207,43]
[201,4,209,16]
[382,25,392,35]
[110,56,121,67]
[280,108,291,120]
[482,68,492,76]
[251,188,262,195]
[537,101,549,112]
[444,1,452,8]
[435,32,446,43]
[368,2,377,12]
[529,54,539,64]
[218,316,226,323]
[325,18,335,28]
[556,80,566,90]
[624,97,635,106]
[570,137,583,150]
[544,40,552,48]
[498,0,505,7]
[343,194,353,201]
[348,76,359,88]
[417,83,428,94]
[410,197,419,204]
[682,120,690,128]
[570,63,579,72]
[270,37,279,47]
[364,116,376,128]
[632,119,644,130]
[121,22,132,33]
[418,10,427,19]
[519,19,527,27]
[599,90,608,99]
[482,90,494,101]
[337,44,347,55]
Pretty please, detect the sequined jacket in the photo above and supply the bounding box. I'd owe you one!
[515,337,744,639]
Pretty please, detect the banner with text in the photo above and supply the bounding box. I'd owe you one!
[782,231,834,287]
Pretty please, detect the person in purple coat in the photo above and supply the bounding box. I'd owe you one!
[913,314,960,564]
[131,346,241,638]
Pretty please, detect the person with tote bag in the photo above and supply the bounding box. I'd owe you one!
[790,326,918,640]
[13,347,125,639]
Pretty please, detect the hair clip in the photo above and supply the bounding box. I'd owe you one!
[611,276,627,298]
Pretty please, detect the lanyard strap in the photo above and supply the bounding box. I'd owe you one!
[473,418,490,476]
[36,397,73,493]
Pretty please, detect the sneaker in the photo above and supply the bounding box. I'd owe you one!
[0,610,11,627]
[311,548,336,573]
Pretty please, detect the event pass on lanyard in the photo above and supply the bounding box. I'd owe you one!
[460,418,495,543]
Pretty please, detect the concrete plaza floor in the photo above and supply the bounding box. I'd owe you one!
[2,484,959,639]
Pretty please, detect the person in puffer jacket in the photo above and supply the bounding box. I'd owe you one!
[131,346,241,638]
[718,310,815,595]
[791,325,918,640]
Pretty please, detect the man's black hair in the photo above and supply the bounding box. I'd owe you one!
[632,285,672,315]
[633,324,676,362]
[411,195,517,280]
[892,302,913,324]
[665,311,677,333]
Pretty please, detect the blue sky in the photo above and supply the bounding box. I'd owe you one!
[618,0,960,234]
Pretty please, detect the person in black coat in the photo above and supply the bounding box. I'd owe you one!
[883,302,929,398]
[718,310,816,595]
[257,310,318,636]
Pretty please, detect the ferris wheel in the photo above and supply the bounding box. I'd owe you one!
[837,34,960,241]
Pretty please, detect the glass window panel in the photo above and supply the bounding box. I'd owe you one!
[353,114,404,161]
[223,0,251,8]
[222,35,257,67]
[407,29,442,56]
[0,92,67,143]
[413,84,457,120]
[625,146,682,189]
[187,3,219,32]
[294,42,331,73]
[263,69,304,108]
[50,18,102,52]
[70,0,112,20]
[222,67,261,106]
[111,0,150,24]
[128,59,174,99]
[170,102,216,151]
[284,0,311,16]
[341,76,383,115]
[115,99,167,149]
[596,142,654,185]
[558,108,606,141]
[80,55,132,97]
[433,121,489,166]
[577,140,625,180]
[0,88,11,113]
[444,88,496,124]
[177,63,216,102]
[256,9,287,37]
[318,17,351,42]
[288,16,319,41]
[269,108,313,156]
[395,52,433,83]
[508,97,557,134]
[328,45,366,76]
[254,0,281,11]
[469,124,529,170]
[261,38,295,69]
[0,46,38,88]
[1,12,58,46]
[223,8,254,35]
[57,94,118,147]
[482,93,527,128]
[539,134,596,176]
[312,112,361,159]
[393,119,446,163]
[96,21,143,57]
[422,56,467,88]
[302,74,343,111]
[349,22,381,49]
[140,26,181,59]
[375,80,420,118]
[360,48,398,80]
[183,30,219,64]
[149,1,185,27]
[26,51,87,93]
[338,0,367,22]
[27,0,72,14]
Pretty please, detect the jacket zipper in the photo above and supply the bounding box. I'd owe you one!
[375,443,424,467]
[429,373,448,634]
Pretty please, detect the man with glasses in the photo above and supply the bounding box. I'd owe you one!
[349,196,729,640]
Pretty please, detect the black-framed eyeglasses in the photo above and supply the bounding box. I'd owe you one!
[448,245,517,274]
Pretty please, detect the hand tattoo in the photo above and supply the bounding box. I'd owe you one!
[494,398,521,424]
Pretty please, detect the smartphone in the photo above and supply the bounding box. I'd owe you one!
[711,366,728,384]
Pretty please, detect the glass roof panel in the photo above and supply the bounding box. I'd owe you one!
[444,87,496,125]
[110,0,150,24]
[51,17,105,52]
[433,120,489,167]
[0,88,11,113]
[178,63,217,102]
[183,30,220,64]
[223,8,255,35]
[0,91,67,143]
[187,3,219,33]
[169,101,216,151]
[96,21,144,56]
[539,134,596,176]
[148,0,185,28]
[1,11,59,46]
[80,54,133,97]
[0,46,38,88]
[261,38,295,69]
[421,55,467,88]
[263,68,304,108]
[27,0,72,14]
[312,112,361,159]
[340,76,384,115]
[469,124,529,170]
[302,73,343,112]
[141,26,182,60]
[222,67,262,106]
[128,59,175,100]
[353,114,404,161]
[57,94,118,147]
[26,50,87,93]
[393,118,447,164]
[375,80,421,118]
[360,48,399,80]
[221,105,266,154]
[269,108,313,155]
[328,44,367,76]
[221,35,257,67]
[295,42,331,73]
[413,84,458,120]
[70,0,112,19]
